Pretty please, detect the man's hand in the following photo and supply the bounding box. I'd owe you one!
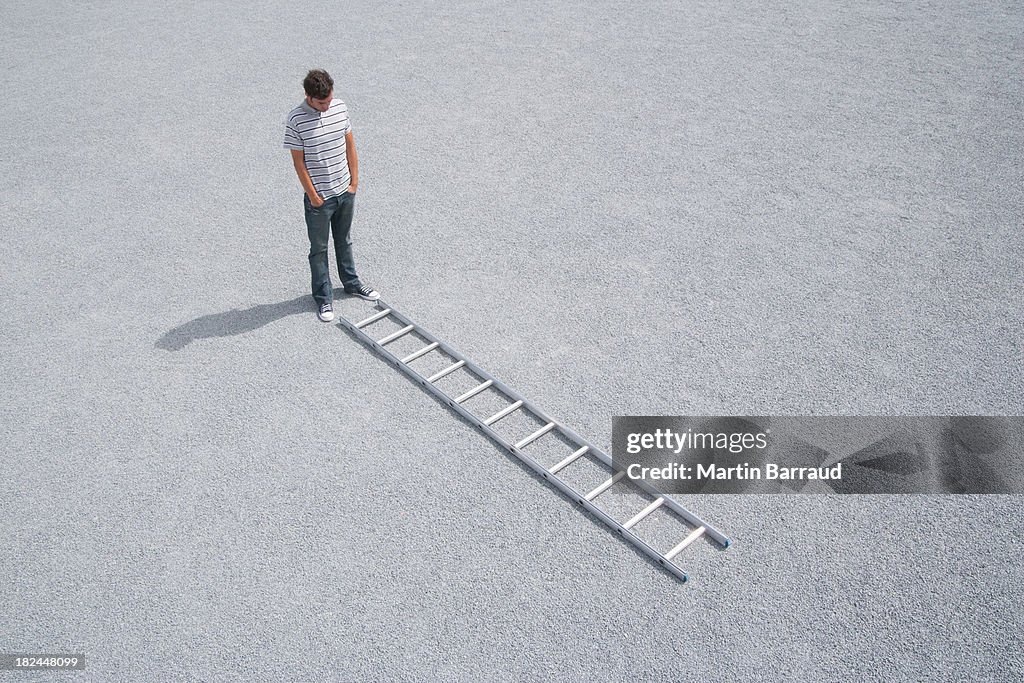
[346,183,357,195]
[310,193,325,207]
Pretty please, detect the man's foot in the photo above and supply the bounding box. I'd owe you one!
[345,284,380,301]
[318,301,335,322]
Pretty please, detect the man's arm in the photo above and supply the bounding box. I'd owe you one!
[345,129,358,193]
[290,149,323,206]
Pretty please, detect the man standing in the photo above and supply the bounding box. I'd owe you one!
[284,69,379,322]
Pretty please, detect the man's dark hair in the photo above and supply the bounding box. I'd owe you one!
[303,69,334,99]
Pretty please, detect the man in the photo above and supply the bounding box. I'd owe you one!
[284,69,379,322]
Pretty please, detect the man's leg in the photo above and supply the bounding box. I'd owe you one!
[304,194,334,305]
[330,191,363,291]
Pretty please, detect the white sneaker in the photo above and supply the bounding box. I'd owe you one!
[345,284,380,301]
[318,301,335,322]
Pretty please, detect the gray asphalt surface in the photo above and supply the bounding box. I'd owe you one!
[2,0,1022,680]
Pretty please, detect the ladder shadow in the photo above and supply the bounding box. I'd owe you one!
[334,320,727,582]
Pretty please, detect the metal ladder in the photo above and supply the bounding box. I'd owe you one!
[337,300,731,582]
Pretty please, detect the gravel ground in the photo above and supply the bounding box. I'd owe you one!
[2,0,1022,680]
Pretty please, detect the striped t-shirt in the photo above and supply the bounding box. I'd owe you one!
[283,98,353,199]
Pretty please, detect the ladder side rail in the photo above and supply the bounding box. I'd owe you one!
[339,311,692,580]
[337,303,727,573]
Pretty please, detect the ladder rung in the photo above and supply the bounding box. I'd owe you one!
[402,342,439,364]
[354,308,392,328]
[483,400,523,426]
[584,471,625,501]
[455,379,493,404]
[427,360,466,383]
[377,324,415,346]
[549,446,589,475]
[514,422,556,449]
[622,497,665,530]
[665,526,706,561]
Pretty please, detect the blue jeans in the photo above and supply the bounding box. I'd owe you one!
[304,191,363,306]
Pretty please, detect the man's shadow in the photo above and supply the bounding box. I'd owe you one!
[157,293,328,351]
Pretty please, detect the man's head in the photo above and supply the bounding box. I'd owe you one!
[303,69,334,112]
